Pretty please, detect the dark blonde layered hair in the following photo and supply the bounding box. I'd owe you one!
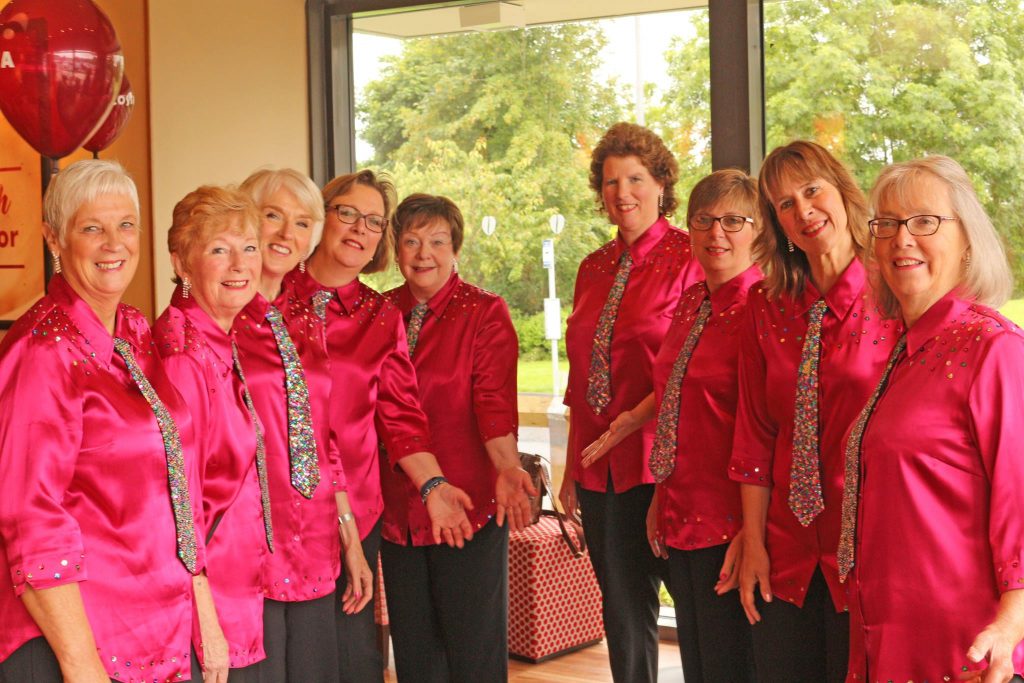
[168,185,260,283]
[754,140,870,300]
[589,122,680,217]
[687,168,759,228]
[392,193,465,258]
[321,169,397,274]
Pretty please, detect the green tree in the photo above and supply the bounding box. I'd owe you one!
[358,24,624,312]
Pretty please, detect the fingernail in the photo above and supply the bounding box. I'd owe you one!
[720,572,728,580]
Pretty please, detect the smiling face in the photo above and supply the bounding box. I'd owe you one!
[770,175,853,259]
[601,155,663,241]
[317,183,385,285]
[46,192,140,317]
[258,187,315,278]
[690,199,757,291]
[397,217,458,302]
[873,173,967,326]
[174,215,261,332]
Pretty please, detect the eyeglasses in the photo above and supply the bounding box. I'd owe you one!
[326,204,389,233]
[689,214,754,232]
[868,215,957,238]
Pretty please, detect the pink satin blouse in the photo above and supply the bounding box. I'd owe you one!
[0,275,204,683]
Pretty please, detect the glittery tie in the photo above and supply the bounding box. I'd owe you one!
[648,296,712,483]
[406,303,429,357]
[586,248,633,414]
[113,338,200,574]
[265,306,320,499]
[837,335,906,582]
[789,298,829,526]
[232,342,275,552]
[312,289,334,321]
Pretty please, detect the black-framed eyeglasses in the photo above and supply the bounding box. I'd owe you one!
[326,203,389,233]
[868,215,957,238]
[689,214,754,232]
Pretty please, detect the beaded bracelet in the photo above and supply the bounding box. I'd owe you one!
[419,476,447,504]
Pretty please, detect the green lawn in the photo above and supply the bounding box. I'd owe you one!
[518,359,569,394]
[1000,298,1024,326]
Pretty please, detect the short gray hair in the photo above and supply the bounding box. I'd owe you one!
[868,155,1012,318]
[240,168,325,258]
[43,159,140,245]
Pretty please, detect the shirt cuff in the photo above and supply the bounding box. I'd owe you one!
[10,547,87,596]
[387,433,432,465]
[478,415,517,443]
[728,457,772,486]
[995,555,1024,593]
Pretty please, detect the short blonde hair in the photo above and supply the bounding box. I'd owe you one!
[687,169,759,228]
[43,159,140,245]
[168,185,260,282]
[868,155,1012,317]
[754,140,869,300]
[319,169,396,274]
[240,168,325,258]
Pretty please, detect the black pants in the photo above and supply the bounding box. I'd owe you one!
[750,567,847,683]
[667,544,755,683]
[259,593,339,682]
[577,482,666,683]
[336,517,384,683]
[0,637,202,683]
[380,520,509,683]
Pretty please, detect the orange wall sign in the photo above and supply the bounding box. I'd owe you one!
[0,123,44,326]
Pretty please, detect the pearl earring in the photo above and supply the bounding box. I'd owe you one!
[658,191,664,212]
[52,252,62,274]
[787,237,795,253]
[299,259,306,274]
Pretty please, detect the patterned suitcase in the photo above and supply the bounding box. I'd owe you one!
[508,514,604,662]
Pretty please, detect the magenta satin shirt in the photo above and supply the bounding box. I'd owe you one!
[848,293,1024,681]
[155,288,270,668]
[729,259,902,611]
[233,292,344,602]
[381,274,519,546]
[0,275,204,683]
[653,266,761,551]
[564,217,703,494]
[286,269,432,540]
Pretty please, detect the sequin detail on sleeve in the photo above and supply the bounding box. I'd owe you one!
[113,338,200,574]
[265,305,320,499]
[649,296,712,483]
[586,249,633,414]
[837,334,907,581]
[789,298,829,525]
[231,342,275,552]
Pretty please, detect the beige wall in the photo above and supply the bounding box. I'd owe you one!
[147,0,311,309]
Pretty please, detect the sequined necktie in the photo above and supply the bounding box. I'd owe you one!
[312,289,334,321]
[837,335,906,582]
[586,249,634,414]
[113,338,200,574]
[264,306,320,499]
[649,297,712,483]
[789,298,829,526]
[406,303,429,357]
[231,342,275,552]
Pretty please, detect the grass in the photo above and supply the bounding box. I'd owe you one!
[518,359,569,394]
[1000,298,1024,326]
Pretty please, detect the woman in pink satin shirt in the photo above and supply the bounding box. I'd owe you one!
[154,185,270,681]
[559,122,703,683]
[284,169,475,683]
[843,155,1024,683]
[235,168,372,683]
[0,160,221,683]
[730,141,901,682]
[379,193,535,683]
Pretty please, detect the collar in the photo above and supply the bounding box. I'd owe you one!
[286,268,361,314]
[237,292,272,329]
[709,264,764,316]
[905,290,972,355]
[614,215,672,264]
[46,274,143,365]
[171,285,235,368]
[395,272,461,318]
[791,257,866,320]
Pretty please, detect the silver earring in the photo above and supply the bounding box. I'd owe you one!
[453,259,459,274]
[182,278,191,299]
[299,259,306,274]
[787,237,795,253]
[658,191,664,212]
[965,250,972,269]
[52,252,62,274]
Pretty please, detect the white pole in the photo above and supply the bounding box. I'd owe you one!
[549,254,558,397]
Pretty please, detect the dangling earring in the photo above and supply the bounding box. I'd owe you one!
[299,259,306,274]
[182,278,191,299]
[787,237,795,253]
[658,191,664,213]
[964,250,972,270]
[453,259,459,274]
[52,252,62,274]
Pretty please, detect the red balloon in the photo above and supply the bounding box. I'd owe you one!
[84,72,133,153]
[0,0,123,159]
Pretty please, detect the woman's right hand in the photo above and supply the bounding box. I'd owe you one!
[425,483,475,548]
[557,475,579,523]
[201,626,230,683]
[739,536,772,625]
[581,409,643,468]
[645,492,668,559]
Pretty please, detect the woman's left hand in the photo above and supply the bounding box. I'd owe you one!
[425,483,476,548]
[960,619,1023,682]
[495,466,538,532]
[339,538,373,615]
[714,530,744,595]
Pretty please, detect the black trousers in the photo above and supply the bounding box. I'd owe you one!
[750,567,847,683]
[380,520,509,683]
[0,637,202,683]
[667,544,755,683]
[259,593,339,682]
[336,517,384,683]
[577,482,666,683]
